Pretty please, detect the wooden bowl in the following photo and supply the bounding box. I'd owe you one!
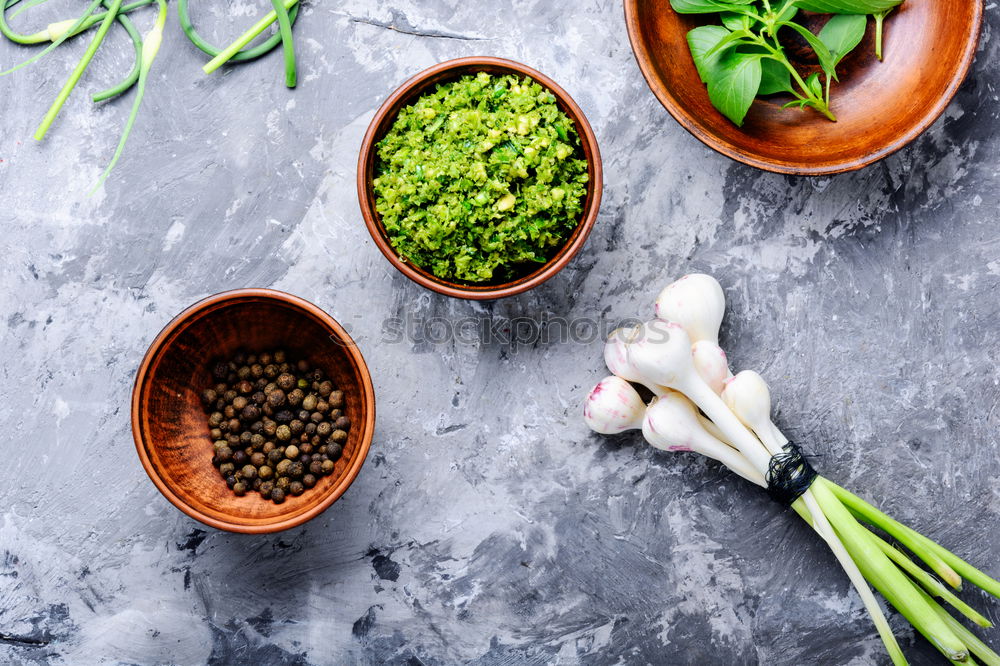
[624,0,983,175]
[357,56,603,300]
[131,289,376,534]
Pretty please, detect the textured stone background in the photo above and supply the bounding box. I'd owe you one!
[1,1,998,664]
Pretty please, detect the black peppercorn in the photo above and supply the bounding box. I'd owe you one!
[309,460,323,476]
[241,404,261,421]
[228,418,241,432]
[241,465,257,481]
[273,350,286,364]
[289,419,304,435]
[262,419,277,436]
[301,394,318,412]
[233,482,247,496]
[250,364,264,379]
[258,465,274,480]
[267,449,284,465]
[226,433,240,445]
[298,410,311,422]
[271,488,286,504]
[300,442,313,455]
[226,475,238,489]
[232,450,248,466]
[275,410,294,423]
[237,366,251,380]
[327,443,343,460]
[252,391,266,406]
[328,390,344,408]
[263,441,276,454]
[316,422,332,438]
[275,459,292,476]
[276,373,296,391]
[284,445,300,460]
[237,380,253,395]
[288,462,304,478]
[276,425,291,441]
[250,434,265,449]
[287,389,304,407]
[213,446,233,464]
[264,364,279,379]
[202,389,218,406]
[232,396,248,411]
[259,481,274,496]
[302,474,316,489]
[251,452,266,467]
[266,389,286,408]
[321,459,336,475]
[334,416,350,431]
[210,428,223,440]
[318,381,333,397]
[330,429,348,444]
[311,412,323,424]
[219,462,235,476]
[223,405,236,419]
[275,476,290,490]
[288,481,304,496]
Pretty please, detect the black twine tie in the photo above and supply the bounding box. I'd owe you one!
[766,442,818,506]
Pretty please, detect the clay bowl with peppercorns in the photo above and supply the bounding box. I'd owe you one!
[131,289,375,534]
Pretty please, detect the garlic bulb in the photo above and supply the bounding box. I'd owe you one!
[583,376,646,435]
[692,340,731,395]
[654,274,726,346]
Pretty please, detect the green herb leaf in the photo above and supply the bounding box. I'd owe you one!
[819,14,867,78]
[706,52,762,127]
[686,25,732,83]
[720,12,751,31]
[703,29,755,58]
[780,20,835,75]
[758,58,794,95]
[805,72,823,99]
[671,0,755,14]
[794,0,901,13]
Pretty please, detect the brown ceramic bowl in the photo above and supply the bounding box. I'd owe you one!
[624,0,983,175]
[357,56,603,300]
[131,289,376,534]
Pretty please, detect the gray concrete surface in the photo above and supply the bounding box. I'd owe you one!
[1,1,998,664]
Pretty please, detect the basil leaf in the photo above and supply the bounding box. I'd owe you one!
[720,12,750,31]
[780,21,835,75]
[758,58,793,95]
[805,72,823,98]
[687,25,732,83]
[706,52,762,126]
[671,0,755,13]
[794,0,901,13]
[704,29,754,58]
[818,14,867,79]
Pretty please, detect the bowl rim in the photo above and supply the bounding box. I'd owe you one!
[623,0,984,176]
[130,288,376,534]
[357,56,603,300]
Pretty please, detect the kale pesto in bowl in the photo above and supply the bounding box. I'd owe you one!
[358,57,603,300]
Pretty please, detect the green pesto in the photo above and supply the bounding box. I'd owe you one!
[373,72,590,283]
